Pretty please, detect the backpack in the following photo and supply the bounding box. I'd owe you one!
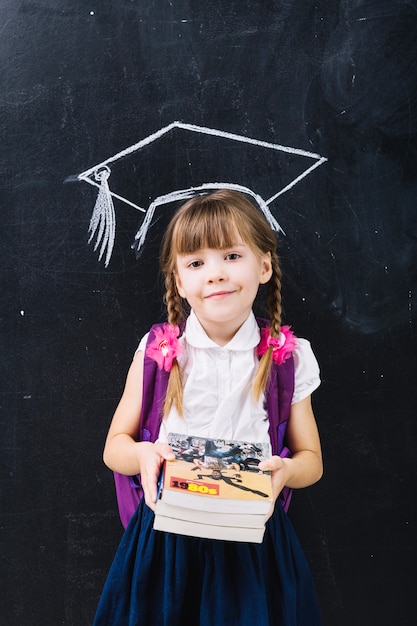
[113,319,295,528]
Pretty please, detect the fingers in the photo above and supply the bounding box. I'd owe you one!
[258,456,288,511]
[154,443,176,462]
[141,443,175,509]
[143,473,159,510]
[258,455,284,472]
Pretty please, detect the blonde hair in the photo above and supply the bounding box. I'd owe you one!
[160,189,283,417]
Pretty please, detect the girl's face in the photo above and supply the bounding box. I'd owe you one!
[175,241,272,346]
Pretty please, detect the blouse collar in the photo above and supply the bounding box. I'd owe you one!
[184,309,260,351]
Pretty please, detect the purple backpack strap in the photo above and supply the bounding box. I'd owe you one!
[266,361,295,512]
[113,324,169,528]
[257,317,295,512]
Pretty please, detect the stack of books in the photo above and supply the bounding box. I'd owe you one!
[153,433,273,543]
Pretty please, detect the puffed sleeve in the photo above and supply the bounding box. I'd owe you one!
[135,332,149,355]
[291,338,320,404]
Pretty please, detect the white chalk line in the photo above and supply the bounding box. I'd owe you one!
[132,182,285,254]
[79,121,325,181]
[79,175,147,213]
[266,156,328,204]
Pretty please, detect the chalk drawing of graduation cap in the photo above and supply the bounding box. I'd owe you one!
[76,121,327,267]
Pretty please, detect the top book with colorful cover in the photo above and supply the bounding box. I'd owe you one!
[157,433,273,515]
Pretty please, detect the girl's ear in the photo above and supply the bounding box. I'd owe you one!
[259,252,273,284]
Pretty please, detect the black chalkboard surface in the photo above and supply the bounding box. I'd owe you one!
[1,1,416,624]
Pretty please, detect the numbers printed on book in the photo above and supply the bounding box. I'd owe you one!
[170,477,219,496]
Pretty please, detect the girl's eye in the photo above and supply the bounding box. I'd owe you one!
[188,260,203,268]
[225,253,241,261]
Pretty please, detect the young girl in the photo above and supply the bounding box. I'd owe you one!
[94,190,323,626]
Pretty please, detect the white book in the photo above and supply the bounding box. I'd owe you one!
[153,514,266,543]
[155,500,267,528]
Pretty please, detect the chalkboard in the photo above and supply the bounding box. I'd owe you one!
[1,1,416,625]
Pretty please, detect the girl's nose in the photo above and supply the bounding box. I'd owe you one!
[206,260,227,282]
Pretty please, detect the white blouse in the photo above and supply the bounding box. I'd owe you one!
[137,310,320,444]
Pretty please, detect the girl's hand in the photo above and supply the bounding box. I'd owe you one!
[258,456,290,521]
[258,396,323,521]
[137,442,175,511]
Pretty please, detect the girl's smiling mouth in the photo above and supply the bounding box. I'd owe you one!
[205,290,235,300]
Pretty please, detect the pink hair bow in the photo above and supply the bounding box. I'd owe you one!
[257,325,297,365]
[146,324,184,371]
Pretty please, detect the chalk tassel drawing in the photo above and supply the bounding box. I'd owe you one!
[77,121,327,265]
[87,166,116,267]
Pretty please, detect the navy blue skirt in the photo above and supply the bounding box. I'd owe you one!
[93,500,322,626]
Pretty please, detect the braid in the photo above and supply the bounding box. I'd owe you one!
[267,251,282,338]
[164,273,184,326]
[253,250,283,400]
[163,272,185,418]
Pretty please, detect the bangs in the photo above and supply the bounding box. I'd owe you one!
[172,200,250,255]
[160,190,277,277]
